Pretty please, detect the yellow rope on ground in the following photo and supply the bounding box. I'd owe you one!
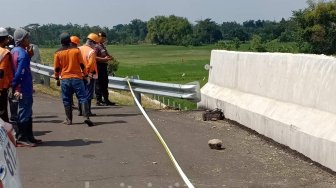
[126,77,195,188]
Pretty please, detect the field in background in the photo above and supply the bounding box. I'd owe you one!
[40,44,214,109]
[40,43,298,109]
[41,44,212,86]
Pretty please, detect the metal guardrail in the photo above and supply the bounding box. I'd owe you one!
[30,62,201,102]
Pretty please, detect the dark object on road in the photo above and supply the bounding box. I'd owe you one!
[208,139,223,150]
[202,108,224,121]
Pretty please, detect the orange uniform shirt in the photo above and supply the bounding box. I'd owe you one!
[54,46,86,79]
[79,45,98,79]
[0,48,14,89]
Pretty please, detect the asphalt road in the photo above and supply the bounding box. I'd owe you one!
[17,93,336,188]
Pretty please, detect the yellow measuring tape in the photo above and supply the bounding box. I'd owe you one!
[126,78,195,188]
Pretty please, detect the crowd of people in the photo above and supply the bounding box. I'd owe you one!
[0,27,116,147]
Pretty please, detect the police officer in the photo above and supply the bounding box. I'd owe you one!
[95,32,115,106]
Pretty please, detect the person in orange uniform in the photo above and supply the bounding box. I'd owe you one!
[0,28,14,122]
[54,32,94,126]
[70,35,81,109]
[78,33,99,116]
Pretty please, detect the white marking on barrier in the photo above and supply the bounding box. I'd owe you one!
[126,78,195,188]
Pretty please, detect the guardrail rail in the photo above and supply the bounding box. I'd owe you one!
[30,62,201,104]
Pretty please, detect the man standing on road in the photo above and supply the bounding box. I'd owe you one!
[0,28,14,123]
[54,32,94,127]
[11,28,41,147]
[78,33,99,116]
[95,32,115,106]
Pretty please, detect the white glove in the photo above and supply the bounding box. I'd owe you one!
[86,76,91,85]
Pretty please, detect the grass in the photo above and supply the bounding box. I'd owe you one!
[39,42,297,109]
[40,44,214,109]
[41,44,212,86]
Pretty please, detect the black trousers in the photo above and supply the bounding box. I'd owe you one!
[95,63,109,102]
[0,89,9,122]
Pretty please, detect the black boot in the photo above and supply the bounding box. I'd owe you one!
[104,99,116,106]
[96,95,104,106]
[16,122,37,147]
[81,103,94,127]
[27,118,42,144]
[78,101,82,116]
[63,106,72,125]
[9,98,18,122]
[88,100,96,116]
[103,93,116,106]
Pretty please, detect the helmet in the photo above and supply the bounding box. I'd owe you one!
[87,33,100,43]
[70,36,80,45]
[0,27,8,37]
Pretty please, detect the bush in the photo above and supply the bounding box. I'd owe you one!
[107,58,120,76]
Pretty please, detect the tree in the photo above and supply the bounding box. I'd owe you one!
[194,18,222,44]
[147,15,192,45]
[220,22,250,41]
[293,1,336,54]
[250,34,267,52]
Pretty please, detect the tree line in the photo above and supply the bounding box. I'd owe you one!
[6,0,336,55]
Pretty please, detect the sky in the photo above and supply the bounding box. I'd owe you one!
[2,0,308,28]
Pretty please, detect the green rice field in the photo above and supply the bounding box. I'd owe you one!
[40,44,216,109]
[41,44,215,86]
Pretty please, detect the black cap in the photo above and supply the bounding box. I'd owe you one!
[98,32,107,37]
[60,32,71,45]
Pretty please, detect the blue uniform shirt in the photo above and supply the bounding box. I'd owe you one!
[11,47,33,96]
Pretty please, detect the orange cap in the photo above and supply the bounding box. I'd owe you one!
[87,33,100,43]
[70,36,80,45]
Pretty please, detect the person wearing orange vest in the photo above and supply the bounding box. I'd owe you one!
[78,33,99,116]
[54,32,94,127]
[70,36,81,109]
[0,28,14,123]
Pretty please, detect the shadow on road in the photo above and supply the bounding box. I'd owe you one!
[34,130,52,136]
[33,119,64,124]
[34,115,59,119]
[91,106,122,110]
[95,113,141,117]
[94,120,128,126]
[40,139,103,147]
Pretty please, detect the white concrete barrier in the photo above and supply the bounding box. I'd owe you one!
[198,50,336,171]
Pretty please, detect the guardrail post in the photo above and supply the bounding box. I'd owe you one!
[32,72,50,86]
[131,75,141,105]
[43,75,50,86]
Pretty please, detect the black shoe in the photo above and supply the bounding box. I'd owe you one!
[63,119,72,125]
[104,100,116,106]
[16,139,37,147]
[84,119,94,127]
[88,112,96,116]
[29,137,43,144]
[96,101,106,106]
